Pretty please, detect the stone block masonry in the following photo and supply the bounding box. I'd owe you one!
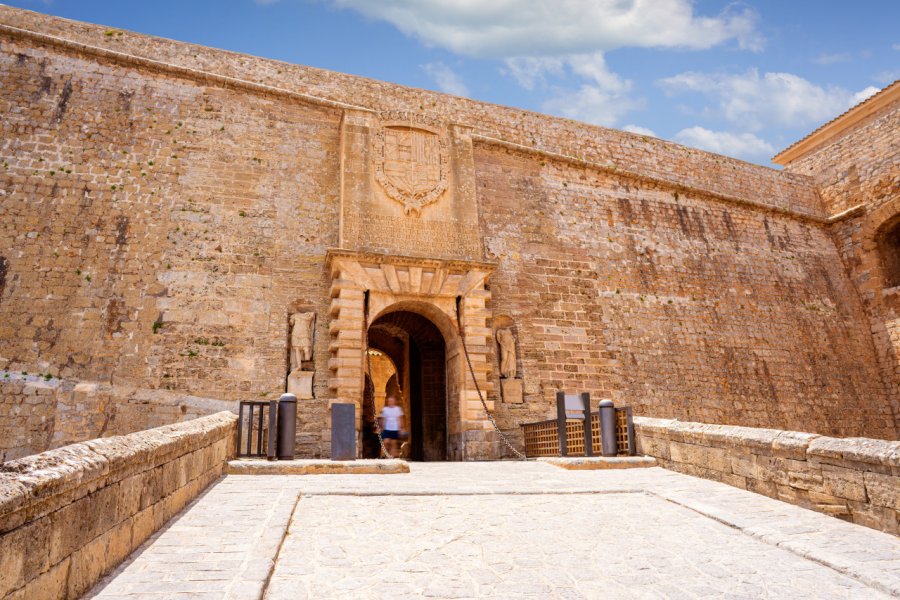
[634,416,900,535]
[779,85,900,432]
[478,144,896,440]
[0,371,236,461]
[0,411,236,600]
[0,5,897,460]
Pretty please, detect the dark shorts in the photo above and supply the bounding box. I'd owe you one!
[382,429,400,440]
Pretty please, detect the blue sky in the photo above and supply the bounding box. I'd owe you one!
[6,0,899,166]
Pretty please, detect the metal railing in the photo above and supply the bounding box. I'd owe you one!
[521,400,636,458]
[237,400,277,459]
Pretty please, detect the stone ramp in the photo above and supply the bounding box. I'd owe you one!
[86,462,900,599]
[85,477,300,600]
[267,493,890,599]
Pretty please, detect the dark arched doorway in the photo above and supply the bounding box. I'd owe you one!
[364,310,448,460]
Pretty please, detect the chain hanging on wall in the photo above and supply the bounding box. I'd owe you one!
[456,296,527,460]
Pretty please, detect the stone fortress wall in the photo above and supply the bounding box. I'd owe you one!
[778,88,900,430]
[0,6,897,460]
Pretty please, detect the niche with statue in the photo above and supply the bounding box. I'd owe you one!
[494,315,523,404]
[286,307,316,399]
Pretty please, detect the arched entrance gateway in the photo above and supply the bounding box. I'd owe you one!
[364,308,450,460]
[326,250,498,460]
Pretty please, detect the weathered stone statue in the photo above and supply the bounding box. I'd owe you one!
[289,312,316,371]
[496,327,517,378]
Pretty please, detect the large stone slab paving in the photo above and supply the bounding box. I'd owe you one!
[83,462,899,599]
[266,493,890,600]
[85,476,301,600]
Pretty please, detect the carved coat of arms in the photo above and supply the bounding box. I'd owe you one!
[375,121,448,216]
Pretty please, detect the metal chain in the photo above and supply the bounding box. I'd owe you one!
[456,298,527,460]
[363,291,391,460]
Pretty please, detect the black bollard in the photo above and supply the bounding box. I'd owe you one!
[276,393,297,460]
[599,399,617,457]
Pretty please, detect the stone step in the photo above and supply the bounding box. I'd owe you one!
[537,455,658,470]
[226,458,409,475]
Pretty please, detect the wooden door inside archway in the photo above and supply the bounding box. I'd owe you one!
[366,310,448,460]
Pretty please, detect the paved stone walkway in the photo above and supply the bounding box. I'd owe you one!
[88,462,900,599]
[86,477,299,600]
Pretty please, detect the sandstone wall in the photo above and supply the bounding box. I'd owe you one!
[0,372,236,461]
[634,417,900,535]
[0,6,896,459]
[782,91,900,430]
[0,377,63,462]
[0,7,821,219]
[480,144,896,440]
[783,92,899,218]
[0,30,340,456]
[0,411,236,600]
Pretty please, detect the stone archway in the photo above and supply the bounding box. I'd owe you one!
[367,308,449,460]
[325,249,498,460]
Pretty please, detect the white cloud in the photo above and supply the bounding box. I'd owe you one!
[811,52,850,65]
[850,86,880,106]
[893,43,900,51]
[421,62,470,96]
[659,69,878,130]
[503,57,565,91]
[543,84,642,127]
[537,53,642,127]
[673,127,775,160]
[622,124,656,137]
[567,52,631,93]
[330,0,763,58]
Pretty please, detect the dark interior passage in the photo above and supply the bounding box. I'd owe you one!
[364,310,447,460]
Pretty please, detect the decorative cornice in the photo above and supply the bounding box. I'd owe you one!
[326,249,496,273]
[825,203,867,225]
[774,80,900,165]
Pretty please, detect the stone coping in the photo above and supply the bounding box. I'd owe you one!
[538,456,658,470]
[226,458,409,475]
[634,416,900,469]
[0,411,236,533]
[633,416,900,535]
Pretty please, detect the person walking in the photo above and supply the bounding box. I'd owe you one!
[379,395,405,458]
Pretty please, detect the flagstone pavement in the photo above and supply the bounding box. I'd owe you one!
[87,462,900,599]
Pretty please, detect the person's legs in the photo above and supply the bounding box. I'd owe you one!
[382,431,399,457]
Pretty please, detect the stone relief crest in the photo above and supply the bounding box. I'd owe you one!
[375,113,449,216]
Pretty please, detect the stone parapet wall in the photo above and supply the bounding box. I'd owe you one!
[0,372,237,462]
[0,6,822,218]
[0,411,236,599]
[0,376,67,463]
[634,417,900,535]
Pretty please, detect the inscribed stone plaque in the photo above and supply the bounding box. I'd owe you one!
[287,369,314,399]
[501,378,524,404]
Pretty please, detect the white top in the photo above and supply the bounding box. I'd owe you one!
[381,405,403,431]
